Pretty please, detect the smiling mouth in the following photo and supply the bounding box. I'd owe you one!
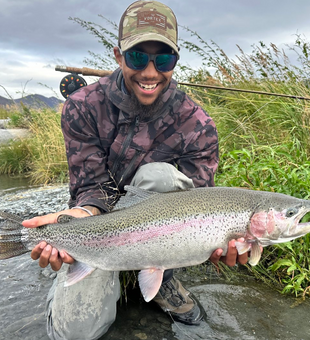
[138,83,158,91]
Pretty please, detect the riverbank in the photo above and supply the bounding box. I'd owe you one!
[1,185,310,339]
[0,119,29,144]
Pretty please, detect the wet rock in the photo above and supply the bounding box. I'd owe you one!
[140,317,148,326]
[157,316,171,325]
[157,327,165,333]
[41,267,57,279]
[160,324,172,332]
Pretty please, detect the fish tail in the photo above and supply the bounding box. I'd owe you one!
[0,211,29,259]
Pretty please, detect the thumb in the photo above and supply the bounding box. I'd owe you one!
[22,213,59,228]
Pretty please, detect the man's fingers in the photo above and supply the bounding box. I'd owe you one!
[209,239,251,267]
[31,243,72,271]
[49,248,63,271]
[30,242,47,260]
[237,252,249,265]
[209,248,223,265]
[223,240,238,267]
[38,244,53,268]
[22,208,94,229]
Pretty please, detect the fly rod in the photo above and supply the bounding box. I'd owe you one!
[55,65,310,101]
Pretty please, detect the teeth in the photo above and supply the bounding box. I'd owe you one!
[139,83,157,90]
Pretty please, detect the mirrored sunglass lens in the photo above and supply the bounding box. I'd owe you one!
[155,54,177,72]
[126,51,149,70]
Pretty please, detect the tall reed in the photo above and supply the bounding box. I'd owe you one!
[0,105,68,184]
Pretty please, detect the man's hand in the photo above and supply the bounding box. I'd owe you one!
[22,206,100,271]
[29,241,74,271]
[210,239,248,267]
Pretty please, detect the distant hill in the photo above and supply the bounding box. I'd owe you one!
[0,94,63,109]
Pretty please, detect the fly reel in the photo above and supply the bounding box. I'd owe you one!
[59,74,87,99]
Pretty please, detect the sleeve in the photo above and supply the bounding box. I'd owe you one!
[61,97,118,213]
[176,107,219,188]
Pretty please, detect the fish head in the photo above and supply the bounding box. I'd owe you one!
[249,198,310,246]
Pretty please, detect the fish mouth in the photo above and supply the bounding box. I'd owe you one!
[283,209,310,237]
[272,210,310,245]
[258,208,310,246]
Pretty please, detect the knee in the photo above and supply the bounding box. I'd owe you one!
[46,271,120,340]
[131,162,194,192]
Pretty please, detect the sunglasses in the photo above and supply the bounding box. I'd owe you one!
[123,50,178,73]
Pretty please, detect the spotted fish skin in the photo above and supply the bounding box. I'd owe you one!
[1,186,310,301]
[3,186,309,268]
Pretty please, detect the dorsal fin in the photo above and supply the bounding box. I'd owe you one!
[113,185,158,211]
[0,211,23,224]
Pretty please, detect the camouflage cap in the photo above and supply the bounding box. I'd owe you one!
[118,1,179,55]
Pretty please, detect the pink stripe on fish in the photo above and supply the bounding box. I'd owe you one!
[83,218,205,248]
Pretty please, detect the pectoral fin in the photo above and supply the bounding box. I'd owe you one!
[64,262,96,287]
[248,242,263,266]
[138,268,164,302]
[235,240,251,255]
[235,239,263,266]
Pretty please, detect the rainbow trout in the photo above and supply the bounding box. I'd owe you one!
[1,186,310,302]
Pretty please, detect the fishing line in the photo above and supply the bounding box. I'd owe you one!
[14,317,39,336]
[169,313,196,340]
[157,292,196,340]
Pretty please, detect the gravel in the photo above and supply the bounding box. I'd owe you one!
[0,184,70,219]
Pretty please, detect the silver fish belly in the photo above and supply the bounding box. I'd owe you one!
[1,186,310,301]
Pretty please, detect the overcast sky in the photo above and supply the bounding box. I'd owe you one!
[1,0,310,99]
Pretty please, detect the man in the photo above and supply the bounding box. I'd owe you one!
[23,1,248,339]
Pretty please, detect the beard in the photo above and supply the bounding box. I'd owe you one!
[129,92,163,121]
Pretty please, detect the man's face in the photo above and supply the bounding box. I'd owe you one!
[114,41,175,106]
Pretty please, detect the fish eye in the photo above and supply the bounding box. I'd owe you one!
[286,208,298,217]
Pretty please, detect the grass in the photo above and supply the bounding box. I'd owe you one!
[0,104,68,184]
[0,106,21,120]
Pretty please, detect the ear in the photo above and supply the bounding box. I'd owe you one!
[114,47,123,68]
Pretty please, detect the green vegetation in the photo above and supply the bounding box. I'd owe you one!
[0,105,19,120]
[0,104,68,184]
[1,20,310,298]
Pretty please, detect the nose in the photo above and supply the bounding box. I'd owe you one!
[140,60,159,78]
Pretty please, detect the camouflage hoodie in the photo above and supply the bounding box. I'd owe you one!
[61,69,219,212]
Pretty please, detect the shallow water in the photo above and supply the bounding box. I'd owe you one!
[0,174,32,195]
[0,254,52,340]
[1,255,310,340]
[172,282,310,340]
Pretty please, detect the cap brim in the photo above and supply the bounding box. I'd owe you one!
[120,32,179,55]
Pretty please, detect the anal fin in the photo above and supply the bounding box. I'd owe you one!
[138,268,164,302]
